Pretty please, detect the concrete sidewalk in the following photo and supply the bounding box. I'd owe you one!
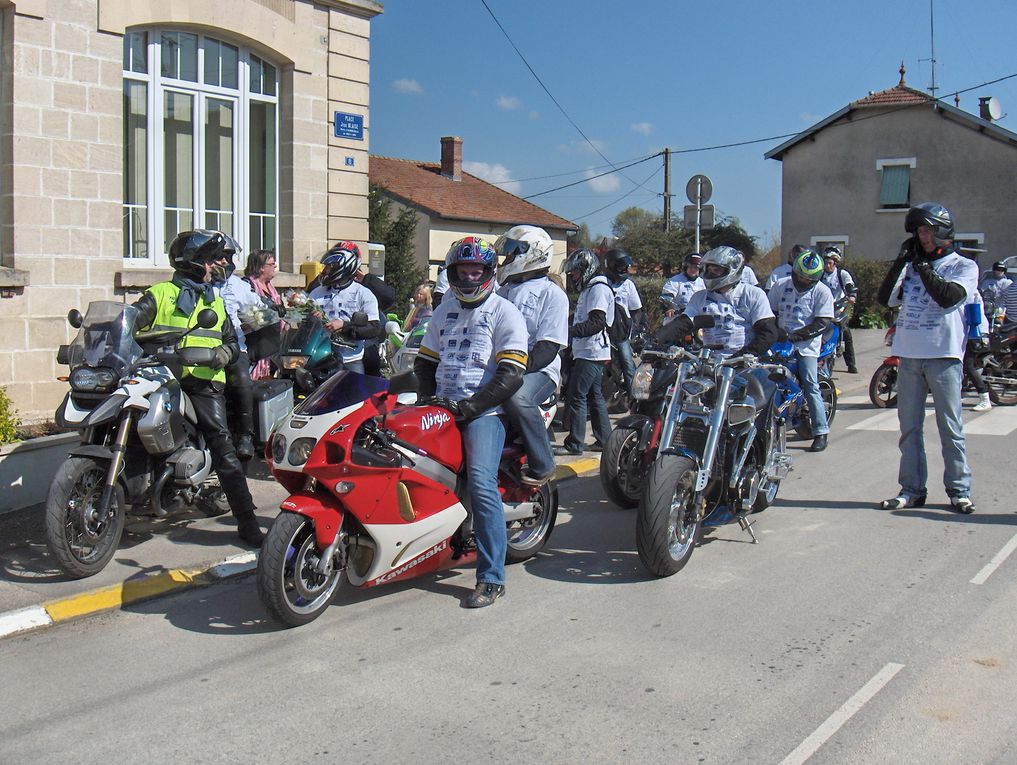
[0,451,600,639]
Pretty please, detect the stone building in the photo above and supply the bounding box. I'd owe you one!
[0,0,381,420]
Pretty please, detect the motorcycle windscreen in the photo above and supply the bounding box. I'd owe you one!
[66,301,144,374]
[294,369,390,416]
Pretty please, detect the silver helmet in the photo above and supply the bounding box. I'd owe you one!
[495,225,554,284]
[701,246,745,291]
[560,248,600,292]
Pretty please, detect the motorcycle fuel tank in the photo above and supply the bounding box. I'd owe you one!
[386,405,463,472]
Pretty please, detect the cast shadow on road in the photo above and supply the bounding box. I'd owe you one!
[893,507,1017,526]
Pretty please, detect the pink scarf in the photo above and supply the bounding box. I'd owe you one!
[247,277,281,380]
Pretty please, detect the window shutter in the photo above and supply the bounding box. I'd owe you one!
[879,165,911,207]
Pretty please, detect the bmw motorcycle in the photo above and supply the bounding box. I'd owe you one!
[635,316,794,577]
[48,301,291,578]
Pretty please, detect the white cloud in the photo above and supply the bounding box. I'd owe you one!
[497,95,521,110]
[463,161,521,194]
[392,78,423,94]
[631,121,654,136]
[585,168,621,193]
[528,110,539,120]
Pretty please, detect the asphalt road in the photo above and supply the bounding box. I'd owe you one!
[3,367,1017,764]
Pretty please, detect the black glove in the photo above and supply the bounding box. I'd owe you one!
[423,396,462,417]
[211,345,232,370]
[776,326,790,343]
[897,237,919,263]
[788,329,808,343]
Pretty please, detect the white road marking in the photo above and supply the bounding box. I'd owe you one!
[964,405,1017,435]
[779,662,905,765]
[970,531,1017,585]
[846,409,927,431]
[837,394,874,405]
[0,605,52,639]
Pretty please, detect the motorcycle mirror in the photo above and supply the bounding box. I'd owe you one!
[387,371,419,397]
[350,311,369,326]
[195,308,218,329]
[67,309,83,329]
[692,314,715,330]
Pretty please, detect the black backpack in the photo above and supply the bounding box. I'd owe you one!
[591,276,632,343]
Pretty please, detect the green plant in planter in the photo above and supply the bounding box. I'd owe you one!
[0,386,20,446]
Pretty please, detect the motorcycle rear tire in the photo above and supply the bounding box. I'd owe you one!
[506,482,558,564]
[637,455,701,577]
[795,377,838,439]
[868,363,898,408]
[984,354,1017,406]
[600,426,643,509]
[44,457,126,579]
[257,512,345,627]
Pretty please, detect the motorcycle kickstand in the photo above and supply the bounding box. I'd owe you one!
[738,515,758,544]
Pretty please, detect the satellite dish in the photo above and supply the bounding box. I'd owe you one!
[986,97,1003,121]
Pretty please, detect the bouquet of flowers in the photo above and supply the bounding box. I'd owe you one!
[237,300,280,336]
[281,289,319,324]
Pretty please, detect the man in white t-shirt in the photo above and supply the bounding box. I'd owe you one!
[308,241,380,374]
[603,247,643,391]
[651,246,779,358]
[979,260,1012,316]
[764,244,807,292]
[496,225,569,486]
[876,203,979,514]
[820,246,859,373]
[416,237,530,609]
[555,249,615,456]
[769,249,835,452]
[660,252,705,324]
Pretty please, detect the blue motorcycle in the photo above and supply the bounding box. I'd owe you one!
[767,341,838,440]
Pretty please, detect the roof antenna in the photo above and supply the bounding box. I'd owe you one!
[918,0,938,97]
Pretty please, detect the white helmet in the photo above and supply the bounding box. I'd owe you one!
[701,246,745,291]
[495,225,554,285]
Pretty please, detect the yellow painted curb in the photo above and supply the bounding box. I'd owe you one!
[43,566,208,623]
[554,456,601,482]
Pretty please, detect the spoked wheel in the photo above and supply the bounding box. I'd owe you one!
[984,354,1017,406]
[868,363,899,408]
[637,455,701,577]
[747,441,781,514]
[506,483,558,564]
[600,427,645,508]
[44,457,126,579]
[257,512,345,627]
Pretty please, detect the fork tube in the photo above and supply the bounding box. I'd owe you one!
[96,411,133,520]
[698,366,735,479]
[658,361,690,452]
[729,422,757,490]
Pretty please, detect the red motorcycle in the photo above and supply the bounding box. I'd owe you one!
[256,371,558,627]
[868,326,899,408]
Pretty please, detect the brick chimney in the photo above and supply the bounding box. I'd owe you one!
[440,136,462,181]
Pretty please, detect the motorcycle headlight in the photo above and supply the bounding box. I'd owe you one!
[631,362,655,400]
[681,378,713,398]
[69,366,118,393]
[271,433,288,464]
[287,437,317,466]
[279,355,309,370]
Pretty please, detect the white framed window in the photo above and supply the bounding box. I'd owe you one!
[876,157,916,210]
[122,29,279,268]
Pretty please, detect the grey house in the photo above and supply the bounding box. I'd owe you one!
[766,66,1017,264]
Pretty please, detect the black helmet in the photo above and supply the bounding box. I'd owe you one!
[905,202,954,247]
[993,260,1007,272]
[682,252,702,273]
[603,248,634,281]
[169,229,236,281]
[320,241,362,289]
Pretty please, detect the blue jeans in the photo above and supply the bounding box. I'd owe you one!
[797,355,829,436]
[896,357,972,499]
[614,338,636,389]
[501,371,556,478]
[462,415,508,586]
[565,358,611,451]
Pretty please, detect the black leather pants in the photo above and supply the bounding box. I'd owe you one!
[185,380,257,520]
[226,351,255,439]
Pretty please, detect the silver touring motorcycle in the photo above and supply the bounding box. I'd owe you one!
[48,300,291,578]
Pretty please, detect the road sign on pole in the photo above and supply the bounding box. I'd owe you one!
[684,175,714,252]
[685,174,713,204]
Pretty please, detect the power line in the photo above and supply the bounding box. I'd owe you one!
[490,154,662,184]
[523,153,661,200]
[479,0,639,187]
[570,165,663,223]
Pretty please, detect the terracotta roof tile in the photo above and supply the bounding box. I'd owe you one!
[369,155,576,231]
[852,83,933,107]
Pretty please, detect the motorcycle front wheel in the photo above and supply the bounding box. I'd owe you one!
[868,363,899,408]
[795,377,838,439]
[984,354,1017,406]
[257,512,345,627]
[637,455,701,577]
[506,482,558,564]
[44,457,126,579]
[599,426,644,508]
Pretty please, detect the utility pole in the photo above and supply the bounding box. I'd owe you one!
[662,148,672,231]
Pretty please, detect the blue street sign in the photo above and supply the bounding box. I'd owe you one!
[345,157,355,167]
[334,111,364,140]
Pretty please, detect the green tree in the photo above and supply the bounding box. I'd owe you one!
[701,215,758,261]
[368,184,423,315]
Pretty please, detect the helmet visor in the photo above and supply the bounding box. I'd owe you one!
[496,237,530,260]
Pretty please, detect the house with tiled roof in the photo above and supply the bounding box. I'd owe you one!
[765,65,1017,264]
[370,137,577,280]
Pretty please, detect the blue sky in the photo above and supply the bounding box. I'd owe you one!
[369,0,1017,245]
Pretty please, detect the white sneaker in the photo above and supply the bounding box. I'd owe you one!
[973,395,992,412]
